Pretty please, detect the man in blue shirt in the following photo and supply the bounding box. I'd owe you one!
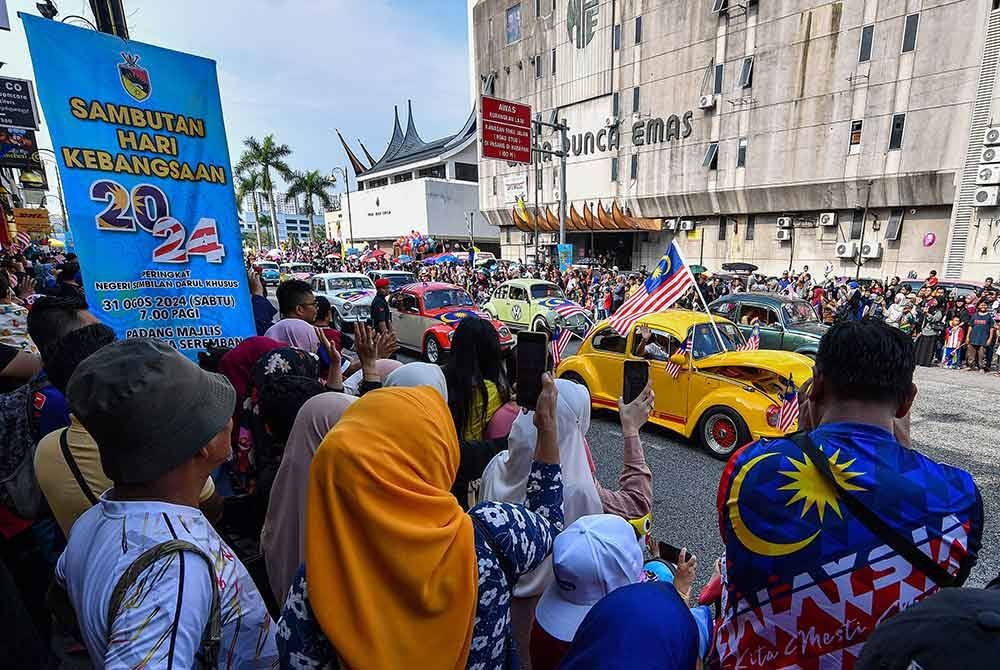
[967,300,995,372]
[717,320,982,669]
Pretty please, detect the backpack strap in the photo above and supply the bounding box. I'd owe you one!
[108,539,222,670]
[59,429,100,506]
[788,431,956,587]
[469,511,517,588]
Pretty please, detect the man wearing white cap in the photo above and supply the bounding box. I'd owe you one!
[530,514,644,670]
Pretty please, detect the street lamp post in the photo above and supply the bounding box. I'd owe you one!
[331,166,354,253]
[33,149,69,232]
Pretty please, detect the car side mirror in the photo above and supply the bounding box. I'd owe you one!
[668,351,688,370]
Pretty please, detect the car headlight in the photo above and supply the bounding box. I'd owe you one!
[342,302,353,312]
[499,327,510,338]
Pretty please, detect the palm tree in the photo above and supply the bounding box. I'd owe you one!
[236,169,265,249]
[236,135,293,248]
[286,170,336,238]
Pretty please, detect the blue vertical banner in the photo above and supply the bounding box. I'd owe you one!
[22,16,253,357]
[557,243,574,272]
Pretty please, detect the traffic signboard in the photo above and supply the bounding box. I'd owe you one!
[481,95,532,165]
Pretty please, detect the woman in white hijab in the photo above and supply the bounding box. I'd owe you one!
[383,362,449,401]
[479,378,603,660]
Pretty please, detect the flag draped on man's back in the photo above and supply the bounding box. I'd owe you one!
[608,241,694,335]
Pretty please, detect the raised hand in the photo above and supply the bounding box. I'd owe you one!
[619,381,653,438]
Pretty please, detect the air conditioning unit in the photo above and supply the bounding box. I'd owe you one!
[664,218,678,231]
[973,185,1000,207]
[836,240,859,258]
[776,216,793,229]
[818,212,837,227]
[698,94,716,110]
[775,229,792,241]
[984,126,1000,146]
[981,146,1000,164]
[679,219,695,231]
[861,242,883,259]
[977,165,1000,185]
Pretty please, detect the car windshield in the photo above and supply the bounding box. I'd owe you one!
[690,323,746,359]
[530,284,564,299]
[383,274,415,290]
[282,264,312,272]
[328,277,372,290]
[424,289,474,310]
[782,301,819,324]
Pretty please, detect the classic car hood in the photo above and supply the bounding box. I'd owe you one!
[426,306,492,324]
[330,288,374,304]
[695,349,813,375]
[787,321,827,338]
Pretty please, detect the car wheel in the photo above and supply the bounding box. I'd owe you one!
[531,316,550,334]
[698,406,750,461]
[560,372,588,392]
[424,335,443,365]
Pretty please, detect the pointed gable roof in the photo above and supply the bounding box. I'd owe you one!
[356,101,477,177]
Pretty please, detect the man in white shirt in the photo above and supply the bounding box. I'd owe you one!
[57,338,278,669]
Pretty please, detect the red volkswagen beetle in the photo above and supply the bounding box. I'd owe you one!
[388,282,515,363]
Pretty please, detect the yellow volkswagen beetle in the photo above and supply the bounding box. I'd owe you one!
[556,309,814,460]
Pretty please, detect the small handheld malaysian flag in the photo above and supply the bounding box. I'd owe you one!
[665,337,692,379]
[778,376,799,433]
[742,323,760,350]
[608,241,694,336]
[550,326,573,368]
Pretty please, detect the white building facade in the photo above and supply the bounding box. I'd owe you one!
[473,0,1000,280]
[336,102,500,253]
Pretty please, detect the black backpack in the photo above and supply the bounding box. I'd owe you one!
[0,380,45,519]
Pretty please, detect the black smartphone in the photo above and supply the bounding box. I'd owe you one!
[623,359,649,405]
[516,331,549,410]
[658,541,688,565]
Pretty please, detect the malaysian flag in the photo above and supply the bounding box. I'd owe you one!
[538,297,590,320]
[742,323,760,350]
[550,326,573,368]
[665,337,692,379]
[608,241,694,335]
[778,376,799,433]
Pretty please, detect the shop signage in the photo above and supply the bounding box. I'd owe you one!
[539,110,695,161]
[0,75,40,130]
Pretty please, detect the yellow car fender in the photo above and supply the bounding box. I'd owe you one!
[685,371,780,440]
[555,355,600,392]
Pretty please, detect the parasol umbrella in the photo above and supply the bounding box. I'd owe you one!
[422,253,442,265]
[47,238,66,248]
[396,254,413,263]
[689,264,708,275]
[265,249,283,260]
[435,254,460,264]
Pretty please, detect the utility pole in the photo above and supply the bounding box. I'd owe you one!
[89,0,129,38]
[532,113,570,253]
[856,180,874,280]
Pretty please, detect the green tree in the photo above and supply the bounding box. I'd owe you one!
[236,135,293,248]
[236,169,265,249]
[285,169,336,217]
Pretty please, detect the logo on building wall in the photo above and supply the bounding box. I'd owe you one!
[118,53,151,102]
[567,0,600,49]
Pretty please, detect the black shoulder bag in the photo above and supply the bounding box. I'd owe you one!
[788,431,957,588]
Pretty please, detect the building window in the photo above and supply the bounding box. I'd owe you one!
[506,3,521,44]
[703,142,719,170]
[718,217,727,241]
[713,63,724,94]
[551,48,557,76]
[630,154,639,180]
[418,165,446,179]
[885,208,905,241]
[613,24,621,50]
[746,214,756,240]
[505,227,512,244]
[849,210,864,239]
[859,25,874,62]
[535,54,543,78]
[738,56,754,88]
[492,175,497,195]
[611,157,619,181]
[612,92,620,117]
[713,0,729,12]
[635,16,643,44]
[737,137,748,168]
[393,173,412,183]
[902,13,919,53]
[850,119,863,146]
[889,113,905,150]
[455,163,479,182]
[534,0,541,16]
[632,86,640,113]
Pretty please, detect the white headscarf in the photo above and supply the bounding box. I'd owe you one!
[479,378,602,597]
[383,362,449,402]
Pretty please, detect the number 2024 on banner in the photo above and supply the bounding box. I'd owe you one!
[89,179,226,263]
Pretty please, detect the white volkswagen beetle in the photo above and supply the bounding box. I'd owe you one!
[310,272,376,331]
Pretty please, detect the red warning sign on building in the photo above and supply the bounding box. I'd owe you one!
[481,95,532,165]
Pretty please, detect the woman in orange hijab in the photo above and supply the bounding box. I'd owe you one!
[276,376,564,669]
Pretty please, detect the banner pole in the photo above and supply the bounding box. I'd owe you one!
[674,242,728,352]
